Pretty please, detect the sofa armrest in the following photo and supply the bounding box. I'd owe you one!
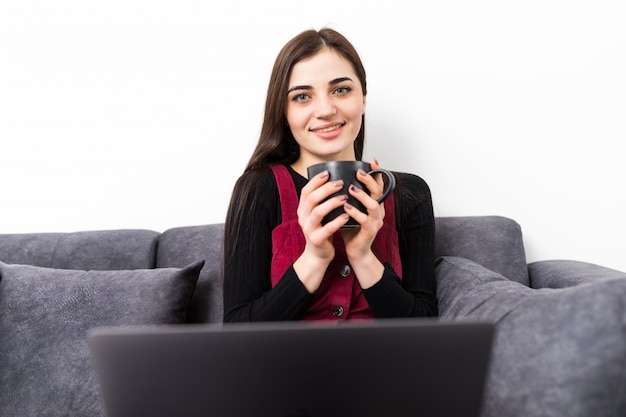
[436,256,626,417]
[435,215,529,285]
[528,259,626,289]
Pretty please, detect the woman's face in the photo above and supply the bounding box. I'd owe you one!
[286,49,366,169]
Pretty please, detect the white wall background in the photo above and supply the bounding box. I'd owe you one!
[1,0,625,271]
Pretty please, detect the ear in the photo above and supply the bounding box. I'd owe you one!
[362,95,367,115]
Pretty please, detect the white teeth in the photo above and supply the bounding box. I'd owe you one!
[316,125,340,133]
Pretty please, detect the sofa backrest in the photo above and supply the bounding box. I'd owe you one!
[0,215,528,325]
[155,224,224,324]
[0,229,159,270]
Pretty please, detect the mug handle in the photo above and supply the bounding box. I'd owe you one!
[368,169,396,203]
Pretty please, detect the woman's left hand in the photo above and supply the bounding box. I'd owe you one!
[341,158,387,287]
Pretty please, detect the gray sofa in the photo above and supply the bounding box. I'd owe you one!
[1,216,625,417]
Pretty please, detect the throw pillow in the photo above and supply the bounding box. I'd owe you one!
[0,260,204,417]
[436,256,626,417]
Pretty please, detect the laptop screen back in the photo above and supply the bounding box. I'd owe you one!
[88,318,494,417]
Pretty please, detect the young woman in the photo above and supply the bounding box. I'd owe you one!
[222,28,437,321]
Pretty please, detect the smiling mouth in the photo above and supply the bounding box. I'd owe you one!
[311,123,345,133]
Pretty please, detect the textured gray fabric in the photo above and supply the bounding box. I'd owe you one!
[435,216,529,285]
[0,230,159,270]
[3,217,624,417]
[156,224,224,324]
[436,256,626,417]
[0,260,204,417]
[529,259,626,289]
[0,233,66,267]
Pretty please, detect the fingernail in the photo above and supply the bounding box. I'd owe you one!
[333,180,344,187]
[349,184,359,193]
[344,203,353,210]
[357,169,367,176]
[318,170,329,178]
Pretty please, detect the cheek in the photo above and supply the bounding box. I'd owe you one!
[348,98,366,118]
[286,105,307,130]
[285,107,306,144]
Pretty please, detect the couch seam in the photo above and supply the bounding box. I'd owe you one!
[49,235,63,268]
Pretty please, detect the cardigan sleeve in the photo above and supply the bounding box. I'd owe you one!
[223,169,315,322]
[362,172,438,317]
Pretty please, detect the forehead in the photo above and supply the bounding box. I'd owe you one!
[289,49,357,86]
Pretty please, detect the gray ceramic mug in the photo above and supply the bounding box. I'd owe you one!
[307,160,396,229]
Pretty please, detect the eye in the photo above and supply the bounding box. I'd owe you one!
[291,93,310,103]
[334,86,352,96]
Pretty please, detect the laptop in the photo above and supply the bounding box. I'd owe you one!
[87,318,494,417]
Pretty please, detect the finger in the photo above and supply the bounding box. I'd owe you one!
[301,176,344,212]
[348,184,382,214]
[322,211,350,231]
[311,194,348,222]
[356,169,384,200]
[343,201,368,226]
[302,170,330,194]
[368,158,386,196]
[344,200,384,234]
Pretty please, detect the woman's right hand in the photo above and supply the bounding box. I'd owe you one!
[293,169,349,292]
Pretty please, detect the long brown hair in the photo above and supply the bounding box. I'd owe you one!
[223,28,368,268]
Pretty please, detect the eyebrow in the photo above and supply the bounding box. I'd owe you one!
[287,77,354,94]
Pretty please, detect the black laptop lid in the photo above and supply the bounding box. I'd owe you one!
[88,318,494,417]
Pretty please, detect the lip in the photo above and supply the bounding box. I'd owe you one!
[310,122,345,139]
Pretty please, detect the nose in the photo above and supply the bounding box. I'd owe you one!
[313,96,337,119]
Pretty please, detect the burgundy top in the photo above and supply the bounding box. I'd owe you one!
[270,164,402,321]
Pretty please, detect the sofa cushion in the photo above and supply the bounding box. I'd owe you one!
[0,260,204,417]
[436,256,626,417]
